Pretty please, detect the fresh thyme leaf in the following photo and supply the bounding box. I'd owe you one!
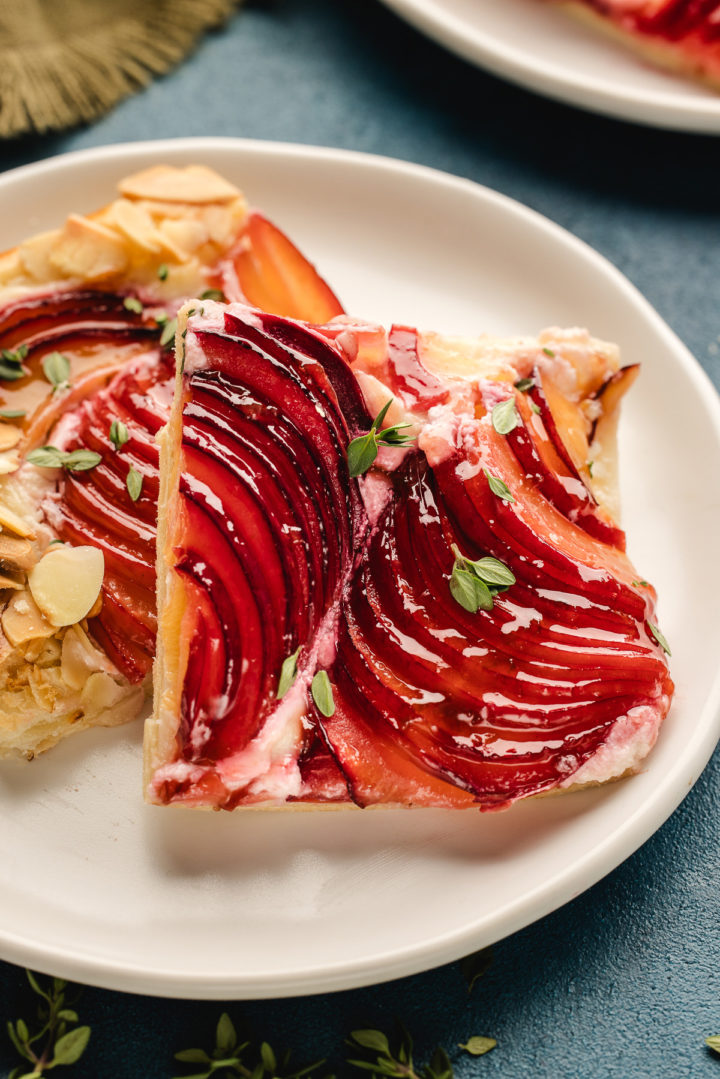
[157,263,169,281]
[123,296,143,314]
[277,647,301,699]
[632,580,649,588]
[311,670,335,716]
[199,288,226,302]
[0,408,26,418]
[51,1027,91,1066]
[26,446,65,469]
[706,1036,720,1053]
[491,397,519,435]
[530,401,541,415]
[155,311,169,326]
[347,400,414,477]
[458,1036,496,1057]
[0,363,25,381]
[587,460,594,477]
[109,419,130,450]
[483,468,515,503]
[349,1031,391,1054]
[42,351,71,392]
[160,317,178,349]
[126,466,143,502]
[471,556,516,589]
[514,377,534,392]
[0,345,29,381]
[648,620,671,656]
[450,566,493,614]
[216,1012,237,1054]
[3,343,28,365]
[62,449,102,472]
[347,431,378,478]
[542,346,555,357]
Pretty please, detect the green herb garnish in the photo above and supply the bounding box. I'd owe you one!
[0,408,26,419]
[311,670,335,717]
[449,544,515,614]
[458,1037,497,1057]
[648,620,671,655]
[26,446,101,472]
[41,351,71,393]
[483,468,515,503]
[160,317,177,349]
[347,399,414,478]
[587,460,594,477]
[348,1026,457,1079]
[514,377,534,393]
[7,970,90,1076]
[199,288,226,302]
[126,466,143,502]
[542,346,555,357]
[530,401,541,415]
[109,419,130,451]
[123,296,143,314]
[632,580,649,588]
[490,397,519,436]
[157,263,169,281]
[277,646,301,699]
[0,344,28,382]
[172,1010,326,1079]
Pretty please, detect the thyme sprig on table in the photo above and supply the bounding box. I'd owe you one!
[172,1012,330,1079]
[6,971,90,1078]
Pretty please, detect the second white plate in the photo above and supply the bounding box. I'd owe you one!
[1,138,719,999]
[379,0,720,132]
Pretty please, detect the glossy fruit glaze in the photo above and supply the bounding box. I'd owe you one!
[153,309,673,810]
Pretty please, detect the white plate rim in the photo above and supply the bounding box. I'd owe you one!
[0,136,719,999]
[379,0,720,133]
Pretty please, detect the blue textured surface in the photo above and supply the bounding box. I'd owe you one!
[2,1,720,1076]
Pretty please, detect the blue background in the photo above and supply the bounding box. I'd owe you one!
[2,1,720,1076]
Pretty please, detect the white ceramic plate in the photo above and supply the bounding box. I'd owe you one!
[1,138,719,1000]
[379,0,720,132]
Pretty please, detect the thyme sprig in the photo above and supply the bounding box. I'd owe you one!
[449,544,515,614]
[172,1012,329,1079]
[347,1024,495,1077]
[7,971,90,1078]
[26,446,101,472]
[347,400,415,478]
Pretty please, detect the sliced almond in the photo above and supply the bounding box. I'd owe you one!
[28,545,104,627]
[0,569,24,591]
[0,502,35,539]
[2,589,55,646]
[0,534,34,572]
[0,424,21,452]
[18,228,63,283]
[118,165,240,204]
[61,623,115,691]
[0,249,23,285]
[110,198,163,253]
[159,216,209,259]
[0,450,20,476]
[50,214,128,281]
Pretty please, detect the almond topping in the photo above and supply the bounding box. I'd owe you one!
[2,590,54,646]
[0,534,35,573]
[28,545,104,627]
[0,503,35,539]
[0,424,21,452]
[111,198,163,253]
[50,214,129,281]
[118,165,241,204]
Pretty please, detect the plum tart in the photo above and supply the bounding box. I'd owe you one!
[551,0,720,89]
[0,165,343,758]
[146,301,673,811]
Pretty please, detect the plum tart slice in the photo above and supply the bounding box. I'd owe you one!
[550,1,720,89]
[0,166,343,759]
[147,302,673,811]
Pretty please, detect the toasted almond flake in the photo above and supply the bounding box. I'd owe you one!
[2,589,54,646]
[0,450,20,475]
[61,622,116,691]
[159,216,209,258]
[118,165,240,204]
[110,198,163,253]
[28,545,104,627]
[0,570,24,591]
[0,534,34,572]
[0,502,35,538]
[0,424,21,453]
[0,250,23,285]
[18,228,63,283]
[49,214,128,280]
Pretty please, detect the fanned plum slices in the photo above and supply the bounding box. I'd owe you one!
[148,307,673,811]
